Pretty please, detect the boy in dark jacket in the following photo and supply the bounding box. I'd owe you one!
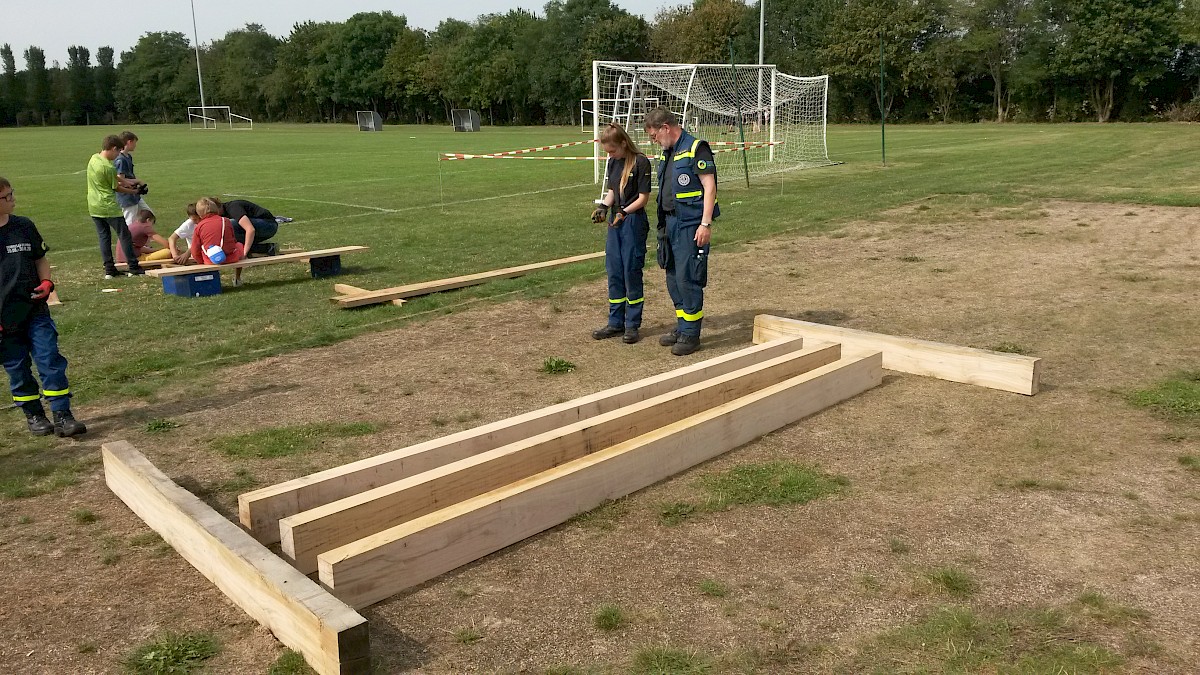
[0,177,86,437]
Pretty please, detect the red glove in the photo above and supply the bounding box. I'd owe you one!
[31,279,54,301]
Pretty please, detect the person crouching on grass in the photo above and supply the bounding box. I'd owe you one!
[189,197,246,285]
[0,177,86,437]
[589,123,653,344]
[117,210,174,265]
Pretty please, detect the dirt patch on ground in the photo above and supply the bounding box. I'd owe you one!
[1,200,1197,673]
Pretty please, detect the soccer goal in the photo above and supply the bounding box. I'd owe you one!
[357,110,383,131]
[188,106,253,130]
[451,109,481,132]
[592,61,832,184]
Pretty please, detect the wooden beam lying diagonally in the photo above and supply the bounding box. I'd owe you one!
[239,336,808,544]
[319,353,883,609]
[753,314,1042,395]
[102,442,369,675]
[331,251,605,308]
[280,343,842,573]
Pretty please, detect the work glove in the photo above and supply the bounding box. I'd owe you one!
[611,210,625,228]
[590,205,608,224]
[30,280,54,301]
[137,183,150,196]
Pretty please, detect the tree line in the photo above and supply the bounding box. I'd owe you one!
[2,0,1197,127]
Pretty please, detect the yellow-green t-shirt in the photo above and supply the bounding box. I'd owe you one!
[86,153,122,218]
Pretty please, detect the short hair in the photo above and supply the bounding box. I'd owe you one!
[643,107,678,130]
[196,197,221,217]
[119,131,139,145]
[102,134,123,151]
[0,176,10,191]
[186,202,199,219]
[136,209,155,223]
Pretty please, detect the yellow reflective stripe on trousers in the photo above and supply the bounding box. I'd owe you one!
[13,394,41,402]
[609,297,627,304]
[675,191,702,199]
[627,297,645,305]
[675,309,704,321]
[42,388,70,397]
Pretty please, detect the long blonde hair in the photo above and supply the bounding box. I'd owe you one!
[600,123,643,194]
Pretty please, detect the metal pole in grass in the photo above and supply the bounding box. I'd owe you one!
[729,42,752,189]
[879,33,886,167]
[189,0,207,111]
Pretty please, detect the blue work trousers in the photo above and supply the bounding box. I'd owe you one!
[664,215,708,337]
[605,211,649,330]
[2,307,71,413]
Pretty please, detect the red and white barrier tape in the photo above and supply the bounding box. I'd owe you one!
[441,138,597,161]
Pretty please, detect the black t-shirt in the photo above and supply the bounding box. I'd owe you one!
[606,155,653,212]
[693,143,716,176]
[0,215,48,328]
[222,200,275,223]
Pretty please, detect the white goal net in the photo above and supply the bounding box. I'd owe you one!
[357,110,383,131]
[592,61,832,184]
[187,106,253,130]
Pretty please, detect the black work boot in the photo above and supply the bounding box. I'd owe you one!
[592,325,623,340]
[622,328,640,344]
[22,404,53,436]
[671,334,701,356]
[52,410,87,438]
[659,330,680,346]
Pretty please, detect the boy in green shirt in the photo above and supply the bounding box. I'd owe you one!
[88,135,144,278]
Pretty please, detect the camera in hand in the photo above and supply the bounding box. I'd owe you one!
[137,184,150,196]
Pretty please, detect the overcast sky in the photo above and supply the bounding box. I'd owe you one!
[5,1,684,66]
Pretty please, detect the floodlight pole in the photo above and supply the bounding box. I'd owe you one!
[758,1,765,65]
[190,0,207,110]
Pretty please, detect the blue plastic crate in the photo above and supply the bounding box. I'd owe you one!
[162,271,223,297]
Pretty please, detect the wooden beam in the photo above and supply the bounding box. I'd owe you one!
[753,314,1042,396]
[239,336,808,544]
[319,353,882,608]
[280,343,841,573]
[101,442,369,675]
[332,284,369,296]
[331,252,605,308]
[148,246,369,278]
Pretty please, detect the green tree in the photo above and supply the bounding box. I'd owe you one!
[115,32,196,123]
[65,46,94,124]
[23,47,51,124]
[208,24,280,119]
[1055,0,1179,122]
[0,44,19,125]
[382,24,431,122]
[652,0,751,64]
[755,0,842,76]
[962,0,1034,122]
[94,46,117,123]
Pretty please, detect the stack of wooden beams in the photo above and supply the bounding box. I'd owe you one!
[102,314,1041,674]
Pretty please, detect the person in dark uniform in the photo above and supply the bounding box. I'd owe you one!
[590,123,653,344]
[644,107,718,356]
[0,177,86,437]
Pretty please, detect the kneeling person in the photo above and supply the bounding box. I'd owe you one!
[220,198,279,257]
[117,210,173,264]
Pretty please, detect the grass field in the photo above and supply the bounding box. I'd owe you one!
[2,121,1199,673]
[4,122,1199,415]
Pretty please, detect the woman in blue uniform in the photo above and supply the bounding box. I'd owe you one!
[589,123,653,344]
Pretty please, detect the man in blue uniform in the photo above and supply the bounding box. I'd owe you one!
[644,107,718,356]
[0,177,87,437]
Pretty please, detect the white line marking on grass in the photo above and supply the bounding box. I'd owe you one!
[249,182,595,225]
[222,194,399,212]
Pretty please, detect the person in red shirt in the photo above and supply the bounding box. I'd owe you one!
[116,209,172,264]
[189,197,246,284]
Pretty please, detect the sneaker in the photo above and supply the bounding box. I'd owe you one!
[126,269,146,277]
[622,329,640,344]
[52,410,87,438]
[23,405,53,436]
[592,325,623,340]
[659,330,681,346]
[671,334,701,356]
[104,274,116,280]
[233,278,244,287]
[275,216,293,224]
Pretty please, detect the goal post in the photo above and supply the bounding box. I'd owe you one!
[591,61,833,185]
[451,109,481,132]
[187,106,253,130]
[357,110,383,131]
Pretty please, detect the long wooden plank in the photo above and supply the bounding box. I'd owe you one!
[332,251,605,308]
[148,246,368,277]
[101,442,369,675]
[319,353,882,608]
[753,314,1041,395]
[280,343,841,573]
[239,336,808,544]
